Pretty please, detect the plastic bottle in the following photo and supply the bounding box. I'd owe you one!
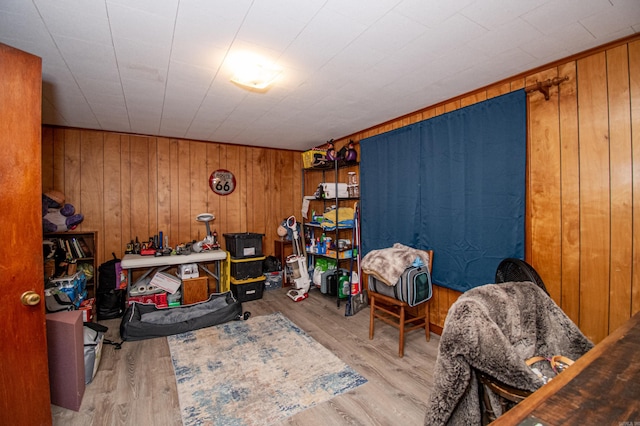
[351,271,360,295]
[338,272,350,299]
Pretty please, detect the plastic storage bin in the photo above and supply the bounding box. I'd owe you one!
[230,275,265,302]
[230,255,266,280]
[223,233,264,258]
[264,271,283,291]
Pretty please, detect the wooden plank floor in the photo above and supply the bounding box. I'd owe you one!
[51,287,439,425]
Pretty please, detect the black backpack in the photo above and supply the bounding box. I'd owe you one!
[263,255,282,273]
[96,253,125,320]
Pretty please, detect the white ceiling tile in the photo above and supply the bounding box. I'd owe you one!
[34,0,112,45]
[460,0,548,29]
[50,95,100,127]
[324,0,401,27]
[282,8,368,71]
[353,10,428,56]
[522,0,614,35]
[107,2,176,46]
[107,0,179,18]
[114,39,170,84]
[467,18,544,56]
[235,1,319,51]
[41,98,68,126]
[519,22,596,60]
[579,1,640,39]
[394,0,474,28]
[0,0,636,150]
[55,36,120,82]
[415,13,488,59]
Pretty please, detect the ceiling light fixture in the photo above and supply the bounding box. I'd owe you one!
[229,53,282,92]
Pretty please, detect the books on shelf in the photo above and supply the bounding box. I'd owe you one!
[48,236,93,259]
[77,237,92,257]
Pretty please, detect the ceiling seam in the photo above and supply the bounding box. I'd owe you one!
[105,0,132,132]
[157,0,181,137]
[186,0,256,140]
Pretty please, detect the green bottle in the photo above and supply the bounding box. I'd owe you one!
[338,271,350,299]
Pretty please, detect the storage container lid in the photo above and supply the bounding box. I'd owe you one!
[223,232,265,239]
[230,275,266,285]
[229,255,266,263]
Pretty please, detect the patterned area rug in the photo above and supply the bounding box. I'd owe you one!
[167,312,368,425]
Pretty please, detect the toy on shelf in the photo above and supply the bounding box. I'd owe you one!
[42,190,84,233]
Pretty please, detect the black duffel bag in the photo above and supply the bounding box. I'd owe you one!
[96,253,125,320]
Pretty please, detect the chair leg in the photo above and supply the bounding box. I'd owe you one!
[424,301,430,342]
[369,294,375,340]
[399,305,405,357]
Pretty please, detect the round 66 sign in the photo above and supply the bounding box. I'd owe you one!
[209,169,236,195]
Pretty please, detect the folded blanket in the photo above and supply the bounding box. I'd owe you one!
[321,207,355,230]
[361,243,431,285]
[424,282,593,426]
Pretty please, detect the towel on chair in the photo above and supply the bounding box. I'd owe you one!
[424,281,593,426]
[361,243,431,286]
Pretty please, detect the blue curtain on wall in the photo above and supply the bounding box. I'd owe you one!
[360,90,526,292]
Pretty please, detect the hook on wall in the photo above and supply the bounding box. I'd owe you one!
[525,76,569,100]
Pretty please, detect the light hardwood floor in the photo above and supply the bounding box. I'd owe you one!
[51,287,439,426]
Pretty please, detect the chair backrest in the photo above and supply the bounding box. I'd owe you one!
[495,258,548,295]
[423,249,434,272]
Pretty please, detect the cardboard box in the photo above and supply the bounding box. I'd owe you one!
[127,292,168,308]
[46,310,84,411]
[320,182,349,199]
[182,277,209,305]
[177,263,199,279]
[325,249,354,259]
[78,297,95,322]
[149,271,181,294]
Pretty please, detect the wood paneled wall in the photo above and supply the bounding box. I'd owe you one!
[331,35,640,343]
[41,35,639,343]
[41,129,303,269]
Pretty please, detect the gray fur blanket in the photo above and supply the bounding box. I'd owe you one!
[424,282,593,425]
[361,243,431,285]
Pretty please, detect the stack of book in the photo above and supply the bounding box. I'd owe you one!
[49,237,92,259]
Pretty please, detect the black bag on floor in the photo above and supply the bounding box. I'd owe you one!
[120,292,248,341]
[96,253,125,320]
[97,289,126,320]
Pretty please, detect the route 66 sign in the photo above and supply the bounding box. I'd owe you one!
[209,169,236,195]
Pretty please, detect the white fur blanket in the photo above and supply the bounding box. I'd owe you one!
[424,282,593,425]
[361,243,431,285]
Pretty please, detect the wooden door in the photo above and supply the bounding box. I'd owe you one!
[0,43,52,424]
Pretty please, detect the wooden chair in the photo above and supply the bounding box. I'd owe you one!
[477,261,549,424]
[367,250,433,357]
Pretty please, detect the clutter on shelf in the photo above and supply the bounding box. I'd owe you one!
[42,190,84,233]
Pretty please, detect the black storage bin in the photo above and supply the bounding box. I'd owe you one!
[223,232,264,258]
[230,256,266,280]
[230,276,265,302]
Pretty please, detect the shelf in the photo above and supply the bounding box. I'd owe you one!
[302,155,360,305]
[305,160,359,171]
[44,231,98,298]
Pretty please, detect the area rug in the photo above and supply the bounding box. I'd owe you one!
[167,312,368,426]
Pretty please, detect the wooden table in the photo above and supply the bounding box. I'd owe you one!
[492,312,640,425]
